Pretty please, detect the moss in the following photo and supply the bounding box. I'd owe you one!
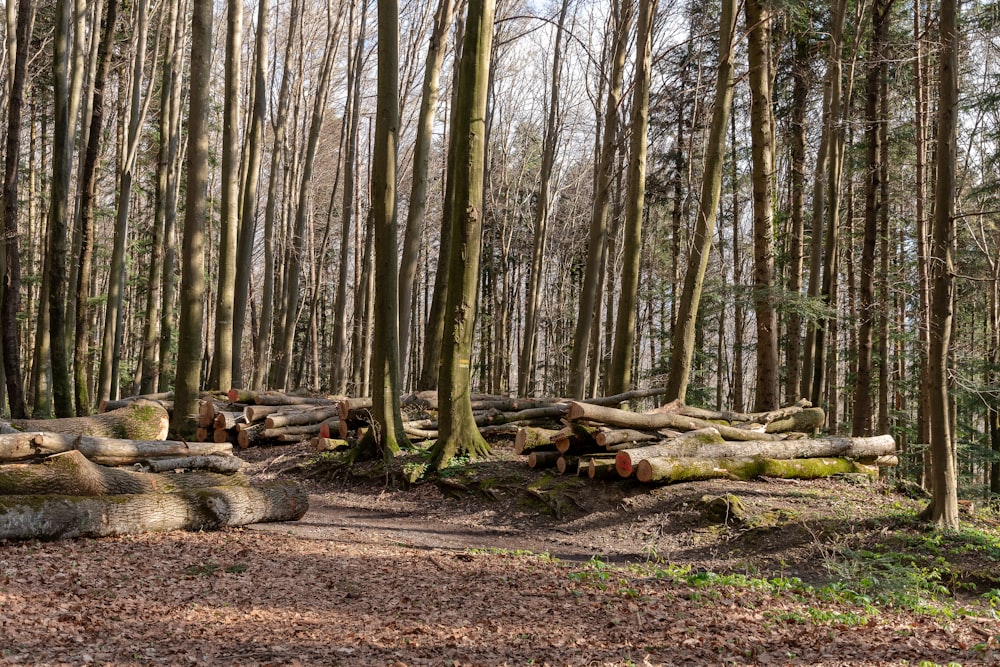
[699,493,747,525]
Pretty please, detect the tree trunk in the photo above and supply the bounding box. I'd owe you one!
[664,0,736,403]
[923,0,959,528]
[634,456,877,483]
[616,434,895,477]
[0,481,308,541]
[171,0,212,437]
[428,0,495,469]
[568,0,633,399]
[10,400,169,441]
[745,0,779,411]
[608,0,656,396]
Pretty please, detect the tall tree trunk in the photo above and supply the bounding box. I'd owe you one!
[231,0,269,389]
[608,0,656,397]
[330,0,366,394]
[171,0,212,436]
[252,0,301,391]
[210,0,243,391]
[746,0,779,412]
[398,0,456,380]
[785,29,810,402]
[48,0,75,417]
[73,0,116,416]
[368,0,407,455]
[98,0,150,405]
[0,0,31,419]
[913,0,932,482]
[429,0,495,470]
[923,0,959,528]
[568,0,633,399]
[853,0,892,436]
[809,0,849,407]
[518,0,570,397]
[664,0,735,404]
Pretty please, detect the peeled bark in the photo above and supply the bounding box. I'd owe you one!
[635,456,878,483]
[0,481,308,541]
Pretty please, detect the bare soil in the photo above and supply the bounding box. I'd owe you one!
[2,439,1000,666]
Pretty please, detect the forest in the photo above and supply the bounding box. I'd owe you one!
[0,0,982,527]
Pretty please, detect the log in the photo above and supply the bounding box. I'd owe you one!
[213,410,246,430]
[0,432,233,465]
[527,451,561,469]
[616,433,895,476]
[337,397,373,420]
[9,401,170,441]
[237,424,266,449]
[764,407,826,433]
[556,455,577,475]
[515,427,562,454]
[634,456,879,484]
[595,428,662,448]
[243,404,287,423]
[566,402,784,442]
[587,456,621,480]
[615,428,726,477]
[99,391,175,413]
[214,428,238,444]
[228,389,338,406]
[0,450,247,496]
[313,438,350,452]
[142,456,245,474]
[264,405,341,429]
[0,481,309,540]
[652,398,812,425]
[198,399,218,428]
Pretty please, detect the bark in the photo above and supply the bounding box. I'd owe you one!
[923,0,959,528]
[664,0,736,403]
[635,456,877,483]
[745,0,779,411]
[528,450,561,469]
[48,0,74,417]
[568,0,633,399]
[0,0,31,419]
[514,427,562,455]
[398,0,456,372]
[0,481,308,541]
[608,0,656,396]
[231,0,269,388]
[228,389,337,406]
[263,406,340,429]
[0,450,245,496]
[519,0,570,397]
[210,0,243,391]
[0,432,231,465]
[73,0,116,416]
[10,400,170,441]
[142,456,244,474]
[616,434,895,478]
[171,0,212,437]
[567,402,785,441]
[428,0,495,469]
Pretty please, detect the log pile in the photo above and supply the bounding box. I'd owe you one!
[516,399,898,485]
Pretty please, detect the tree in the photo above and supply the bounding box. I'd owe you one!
[0,0,32,419]
[608,0,657,397]
[210,0,243,392]
[922,0,959,528]
[664,0,736,404]
[429,0,495,470]
[568,0,634,400]
[171,0,212,436]
[367,0,408,456]
[745,0,779,412]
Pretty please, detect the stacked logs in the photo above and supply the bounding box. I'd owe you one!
[516,399,897,484]
[200,387,674,452]
[0,400,306,540]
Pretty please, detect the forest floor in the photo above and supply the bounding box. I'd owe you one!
[3,439,1000,666]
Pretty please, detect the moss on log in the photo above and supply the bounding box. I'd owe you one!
[9,400,170,440]
[634,456,879,483]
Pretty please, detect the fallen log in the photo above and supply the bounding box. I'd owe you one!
[566,402,784,442]
[243,404,288,423]
[652,398,812,425]
[213,410,246,430]
[0,432,232,465]
[556,456,577,475]
[0,450,247,496]
[141,456,245,474]
[634,456,879,483]
[228,390,338,406]
[528,451,561,469]
[594,428,663,448]
[764,407,826,433]
[616,433,895,477]
[515,427,562,455]
[586,456,620,480]
[9,401,170,441]
[99,392,175,413]
[264,406,341,429]
[0,480,308,540]
[313,438,350,452]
